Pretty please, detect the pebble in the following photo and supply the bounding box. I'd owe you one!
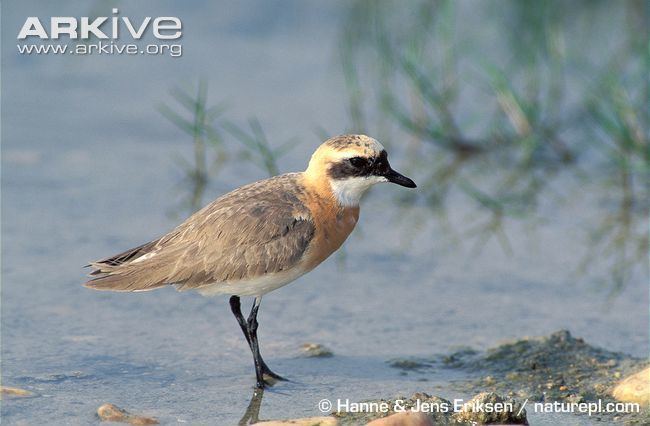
[612,366,650,406]
[300,343,334,358]
[388,359,428,370]
[252,416,337,425]
[366,412,433,426]
[0,386,33,398]
[97,403,158,425]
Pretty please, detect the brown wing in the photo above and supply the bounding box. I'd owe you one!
[84,173,315,292]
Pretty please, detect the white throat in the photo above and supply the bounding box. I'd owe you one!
[329,176,387,207]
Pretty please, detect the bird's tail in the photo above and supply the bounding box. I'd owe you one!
[84,239,171,292]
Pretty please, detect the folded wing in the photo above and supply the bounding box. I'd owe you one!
[84,174,315,292]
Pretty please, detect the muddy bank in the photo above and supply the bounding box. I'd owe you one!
[389,330,649,424]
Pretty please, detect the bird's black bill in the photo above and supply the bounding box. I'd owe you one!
[384,168,417,188]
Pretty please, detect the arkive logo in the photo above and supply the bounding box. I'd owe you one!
[16,9,183,57]
[17,9,182,40]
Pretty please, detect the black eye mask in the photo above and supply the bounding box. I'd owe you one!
[327,150,416,188]
[328,151,390,179]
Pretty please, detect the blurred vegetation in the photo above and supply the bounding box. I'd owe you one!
[224,118,297,177]
[159,80,227,214]
[159,82,297,216]
[339,0,648,294]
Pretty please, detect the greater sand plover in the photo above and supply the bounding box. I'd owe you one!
[85,134,416,388]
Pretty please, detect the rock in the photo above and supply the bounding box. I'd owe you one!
[0,386,33,398]
[367,412,433,426]
[300,343,333,358]
[252,416,338,425]
[387,359,430,371]
[612,366,650,406]
[566,393,584,404]
[452,392,528,425]
[97,403,158,425]
[97,403,131,421]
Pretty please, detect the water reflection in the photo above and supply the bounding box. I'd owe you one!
[238,388,264,426]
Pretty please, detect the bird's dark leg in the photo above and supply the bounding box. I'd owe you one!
[229,296,286,389]
[230,295,253,345]
[247,297,287,385]
[229,295,264,386]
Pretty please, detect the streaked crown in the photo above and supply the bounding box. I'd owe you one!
[306,134,385,174]
[322,134,385,157]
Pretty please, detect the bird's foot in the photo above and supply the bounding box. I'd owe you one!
[254,369,288,389]
[259,359,288,382]
[254,378,275,389]
[262,368,288,382]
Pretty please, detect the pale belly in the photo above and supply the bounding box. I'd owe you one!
[193,265,310,297]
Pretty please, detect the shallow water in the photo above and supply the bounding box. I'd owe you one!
[2,1,648,425]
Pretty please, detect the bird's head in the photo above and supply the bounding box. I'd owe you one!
[305,134,416,207]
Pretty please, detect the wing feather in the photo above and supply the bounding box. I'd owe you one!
[84,174,315,292]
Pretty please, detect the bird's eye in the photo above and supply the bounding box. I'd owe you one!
[349,157,366,168]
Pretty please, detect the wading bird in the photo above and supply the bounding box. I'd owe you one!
[84,134,416,388]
